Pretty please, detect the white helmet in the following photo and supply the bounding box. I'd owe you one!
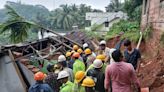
[93,59,103,68]
[83,43,89,49]
[99,40,106,45]
[58,55,66,62]
[57,71,69,80]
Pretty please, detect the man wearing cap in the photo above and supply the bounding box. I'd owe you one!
[57,55,74,82]
[81,77,95,92]
[57,71,73,92]
[96,40,110,63]
[87,59,105,92]
[72,71,86,92]
[72,52,85,75]
[29,72,53,92]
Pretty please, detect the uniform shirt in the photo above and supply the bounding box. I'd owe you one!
[73,59,85,75]
[124,48,141,70]
[105,62,140,92]
[72,83,85,92]
[60,81,73,92]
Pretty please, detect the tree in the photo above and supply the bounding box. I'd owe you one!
[123,0,143,20]
[0,5,35,43]
[52,4,77,30]
[105,0,123,12]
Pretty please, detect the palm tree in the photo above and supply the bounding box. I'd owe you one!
[52,4,77,30]
[0,5,35,43]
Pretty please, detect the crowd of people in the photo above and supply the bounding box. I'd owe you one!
[28,37,142,92]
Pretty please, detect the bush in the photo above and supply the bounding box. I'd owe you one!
[106,20,140,43]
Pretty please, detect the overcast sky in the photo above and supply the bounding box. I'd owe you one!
[0,0,119,11]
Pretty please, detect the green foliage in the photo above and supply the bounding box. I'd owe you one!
[106,0,123,12]
[91,24,104,31]
[0,5,34,43]
[106,20,140,43]
[143,24,153,40]
[131,5,142,23]
[123,0,143,20]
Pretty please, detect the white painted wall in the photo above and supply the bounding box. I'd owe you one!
[85,11,128,32]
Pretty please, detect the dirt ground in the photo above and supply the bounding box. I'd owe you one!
[106,30,164,92]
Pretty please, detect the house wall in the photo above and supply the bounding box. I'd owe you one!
[141,0,164,31]
[85,11,127,32]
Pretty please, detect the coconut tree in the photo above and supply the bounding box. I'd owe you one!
[0,5,37,43]
[52,4,77,30]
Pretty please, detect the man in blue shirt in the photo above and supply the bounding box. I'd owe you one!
[124,39,141,71]
[29,72,54,92]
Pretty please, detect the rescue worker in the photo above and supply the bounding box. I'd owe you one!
[72,71,86,92]
[77,48,84,62]
[82,43,89,50]
[28,72,53,92]
[86,59,105,92]
[73,45,79,52]
[45,64,59,92]
[124,39,141,71]
[57,55,74,82]
[84,48,96,68]
[72,52,85,75]
[57,71,73,92]
[66,51,74,69]
[81,77,95,92]
[86,54,106,73]
[96,40,110,63]
[104,50,141,92]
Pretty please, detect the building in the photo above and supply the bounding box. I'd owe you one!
[85,11,127,34]
[141,0,164,31]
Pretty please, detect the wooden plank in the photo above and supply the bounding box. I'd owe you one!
[49,37,73,50]
[40,27,82,47]
[8,50,27,92]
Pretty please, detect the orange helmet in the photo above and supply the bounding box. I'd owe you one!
[34,72,45,81]
[72,52,80,58]
[73,45,79,51]
[77,49,83,54]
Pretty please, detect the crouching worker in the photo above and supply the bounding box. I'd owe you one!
[28,72,53,92]
[57,71,73,92]
[73,71,86,92]
[81,77,95,92]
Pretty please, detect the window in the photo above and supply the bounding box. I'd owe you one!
[144,0,148,14]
